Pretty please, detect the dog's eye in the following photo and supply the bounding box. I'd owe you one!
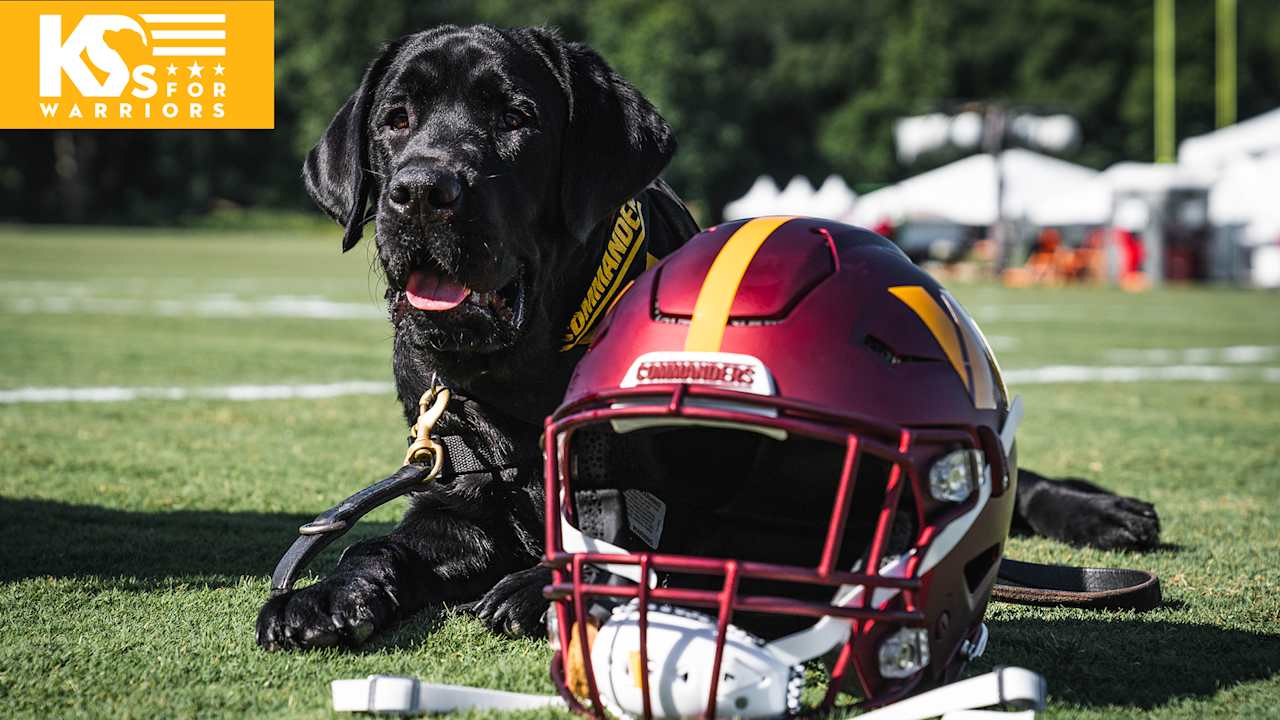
[497,108,530,131]
[385,108,410,132]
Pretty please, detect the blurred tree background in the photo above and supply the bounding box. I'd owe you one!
[1,0,1277,225]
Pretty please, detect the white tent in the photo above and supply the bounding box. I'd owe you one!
[722,175,781,220]
[1026,176,1112,226]
[806,175,858,219]
[1025,162,1215,227]
[722,174,857,221]
[1103,162,1213,193]
[846,149,1098,227]
[1210,151,1280,244]
[776,175,816,213]
[1178,107,1280,172]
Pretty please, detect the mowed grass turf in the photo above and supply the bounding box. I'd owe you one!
[1,224,1277,718]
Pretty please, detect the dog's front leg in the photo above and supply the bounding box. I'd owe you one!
[257,483,540,651]
[1012,467,1160,550]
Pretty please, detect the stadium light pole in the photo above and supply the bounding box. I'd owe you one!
[1216,0,1237,128]
[1154,0,1176,163]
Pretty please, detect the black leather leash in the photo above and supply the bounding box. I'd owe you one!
[269,382,535,596]
[994,558,1161,611]
[270,462,434,596]
[269,430,543,596]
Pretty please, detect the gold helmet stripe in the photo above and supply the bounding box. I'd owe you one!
[684,216,794,352]
[888,285,971,392]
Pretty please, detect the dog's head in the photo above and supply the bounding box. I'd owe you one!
[304,24,675,360]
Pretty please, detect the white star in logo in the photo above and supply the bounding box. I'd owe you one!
[187,61,204,79]
[166,63,178,76]
[213,63,226,76]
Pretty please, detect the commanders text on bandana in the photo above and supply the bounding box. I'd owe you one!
[0,1,274,129]
[561,199,646,351]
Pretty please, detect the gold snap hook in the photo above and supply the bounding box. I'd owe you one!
[404,384,450,475]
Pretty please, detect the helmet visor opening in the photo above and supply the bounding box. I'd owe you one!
[563,421,916,640]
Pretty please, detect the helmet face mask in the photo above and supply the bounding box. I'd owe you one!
[542,218,1020,718]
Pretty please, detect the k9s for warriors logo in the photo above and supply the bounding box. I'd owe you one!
[0,2,273,129]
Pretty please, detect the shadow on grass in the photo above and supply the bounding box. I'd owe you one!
[0,497,394,589]
[977,617,1280,709]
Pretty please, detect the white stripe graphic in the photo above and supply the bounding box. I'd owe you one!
[140,14,225,23]
[0,382,393,404]
[153,47,226,56]
[151,29,226,39]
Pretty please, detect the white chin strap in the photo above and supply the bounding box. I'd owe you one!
[856,666,1046,720]
[329,666,1045,719]
[331,676,565,714]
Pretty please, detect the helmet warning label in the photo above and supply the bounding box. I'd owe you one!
[624,489,665,549]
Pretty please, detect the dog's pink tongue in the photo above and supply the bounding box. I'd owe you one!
[405,270,471,311]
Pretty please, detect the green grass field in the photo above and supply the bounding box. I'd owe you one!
[1,224,1277,718]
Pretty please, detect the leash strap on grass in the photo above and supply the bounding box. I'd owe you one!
[994,558,1162,611]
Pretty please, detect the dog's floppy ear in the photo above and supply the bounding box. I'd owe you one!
[303,38,405,252]
[548,36,677,243]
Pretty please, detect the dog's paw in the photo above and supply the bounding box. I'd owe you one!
[256,575,399,651]
[468,566,552,637]
[1063,494,1160,551]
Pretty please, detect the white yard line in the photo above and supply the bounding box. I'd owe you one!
[1103,345,1280,365]
[4,365,1277,405]
[0,381,394,404]
[1004,365,1280,385]
[1,295,383,320]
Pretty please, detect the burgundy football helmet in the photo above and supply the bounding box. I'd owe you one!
[542,217,1022,718]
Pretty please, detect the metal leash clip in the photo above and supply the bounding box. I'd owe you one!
[404,384,450,472]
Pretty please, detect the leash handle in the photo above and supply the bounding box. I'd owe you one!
[993,558,1161,611]
[269,463,437,596]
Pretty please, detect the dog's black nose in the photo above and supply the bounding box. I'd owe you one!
[388,168,463,217]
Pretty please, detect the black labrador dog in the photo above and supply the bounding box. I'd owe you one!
[257,24,1158,651]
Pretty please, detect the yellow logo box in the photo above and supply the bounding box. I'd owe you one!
[0,1,273,129]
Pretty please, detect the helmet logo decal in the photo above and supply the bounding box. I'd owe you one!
[888,286,971,392]
[621,351,776,395]
[684,216,794,352]
[561,199,647,351]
